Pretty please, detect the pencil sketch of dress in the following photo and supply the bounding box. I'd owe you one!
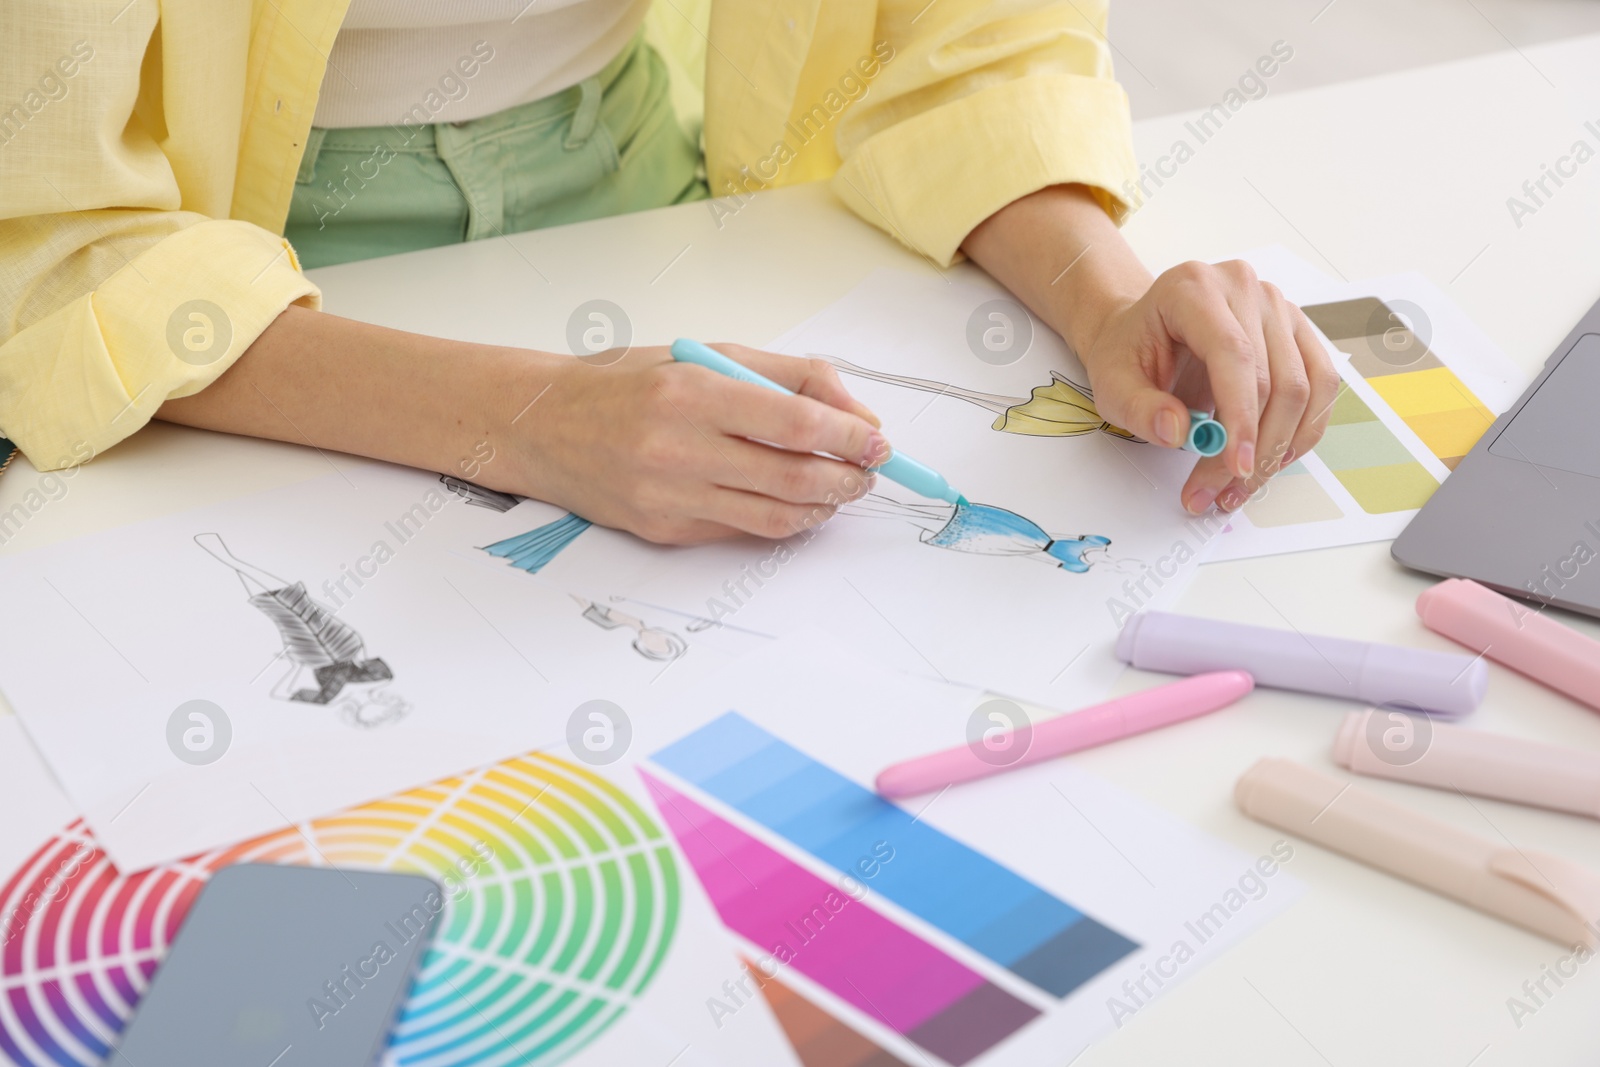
[824,355,1137,440]
[195,533,409,727]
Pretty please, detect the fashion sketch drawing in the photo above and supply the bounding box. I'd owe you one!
[841,496,1112,572]
[823,355,1137,440]
[195,533,409,727]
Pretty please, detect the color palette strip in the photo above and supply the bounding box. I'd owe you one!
[1314,384,1438,513]
[642,772,1037,1066]
[743,957,910,1067]
[1305,298,1497,469]
[1240,459,1343,528]
[651,712,1137,998]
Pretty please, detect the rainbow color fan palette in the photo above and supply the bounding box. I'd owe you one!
[0,754,679,1067]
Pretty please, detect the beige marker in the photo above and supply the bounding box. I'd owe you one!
[1235,757,1600,947]
[1334,709,1600,820]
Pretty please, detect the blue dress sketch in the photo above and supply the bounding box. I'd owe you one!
[842,495,1110,572]
[482,513,593,574]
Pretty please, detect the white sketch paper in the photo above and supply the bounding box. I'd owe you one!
[0,461,755,871]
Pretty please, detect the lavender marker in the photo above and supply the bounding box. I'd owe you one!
[1115,611,1487,717]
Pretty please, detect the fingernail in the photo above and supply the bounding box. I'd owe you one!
[863,431,890,467]
[1280,448,1296,470]
[1184,486,1219,515]
[1235,442,1255,478]
[1156,409,1183,448]
[1218,486,1246,512]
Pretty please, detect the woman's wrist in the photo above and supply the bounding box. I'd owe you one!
[158,305,568,490]
[961,183,1151,364]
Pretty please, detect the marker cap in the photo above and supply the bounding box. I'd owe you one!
[1417,578,1600,713]
[1183,410,1226,457]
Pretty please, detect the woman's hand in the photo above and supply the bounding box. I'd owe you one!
[962,184,1340,516]
[510,344,887,543]
[1078,260,1339,515]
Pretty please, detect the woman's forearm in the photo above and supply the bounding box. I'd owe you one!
[156,304,886,543]
[157,304,557,490]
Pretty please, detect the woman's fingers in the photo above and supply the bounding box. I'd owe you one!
[1203,296,1336,513]
[710,436,876,506]
[711,344,884,429]
[1165,263,1269,513]
[1160,263,1262,482]
[1143,261,1341,515]
[699,486,841,541]
[1227,284,1309,505]
[1085,353,1192,449]
[1285,309,1340,468]
[668,363,887,468]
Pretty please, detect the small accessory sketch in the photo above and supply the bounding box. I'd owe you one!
[823,355,1138,440]
[195,533,409,728]
[477,509,710,662]
[571,595,689,662]
[440,475,521,513]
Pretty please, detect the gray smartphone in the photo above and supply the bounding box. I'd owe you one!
[109,863,442,1066]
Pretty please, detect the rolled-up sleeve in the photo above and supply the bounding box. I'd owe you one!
[0,5,320,471]
[833,0,1137,266]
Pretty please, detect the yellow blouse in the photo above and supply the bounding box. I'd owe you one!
[0,0,1135,470]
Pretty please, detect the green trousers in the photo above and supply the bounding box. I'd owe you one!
[286,33,705,268]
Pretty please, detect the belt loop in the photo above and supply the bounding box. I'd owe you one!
[563,77,602,150]
[295,126,328,184]
[435,122,505,241]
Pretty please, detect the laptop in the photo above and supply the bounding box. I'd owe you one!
[1392,293,1600,616]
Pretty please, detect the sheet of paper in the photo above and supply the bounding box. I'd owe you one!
[525,268,1213,707]
[635,632,1305,1064]
[0,461,760,871]
[1149,247,1528,562]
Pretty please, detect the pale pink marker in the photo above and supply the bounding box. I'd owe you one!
[875,671,1254,798]
[1235,757,1600,948]
[1416,578,1600,713]
[1334,708,1600,820]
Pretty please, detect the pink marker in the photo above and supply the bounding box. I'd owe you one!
[1416,579,1600,713]
[1333,709,1600,820]
[875,671,1254,798]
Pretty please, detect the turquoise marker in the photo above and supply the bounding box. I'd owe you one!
[669,338,968,505]
[1184,409,1227,457]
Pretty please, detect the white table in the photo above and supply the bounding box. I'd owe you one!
[6,32,1600,1067]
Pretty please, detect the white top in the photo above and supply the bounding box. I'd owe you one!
[313,0,650,129]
